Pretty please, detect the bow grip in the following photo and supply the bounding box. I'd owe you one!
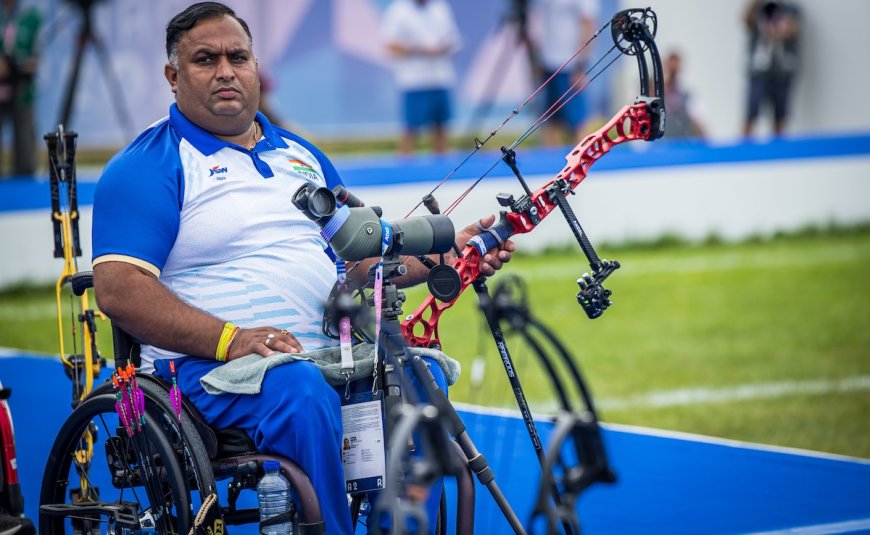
[467,211,515,255]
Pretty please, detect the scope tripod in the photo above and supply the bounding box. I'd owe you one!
[462,0,539,139]
[366,254,527,535]
[360,255,615,534]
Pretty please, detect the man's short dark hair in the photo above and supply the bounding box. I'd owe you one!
[165,2,253,64]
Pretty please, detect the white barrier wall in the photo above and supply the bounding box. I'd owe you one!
[358,156,870,251]
[3,154,868,288]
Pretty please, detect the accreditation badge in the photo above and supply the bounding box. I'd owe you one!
[340,389,386,494]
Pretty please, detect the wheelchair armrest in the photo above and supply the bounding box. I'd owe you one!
[70,271,94,296]
[112,325,142,368]
[68,270,142,368]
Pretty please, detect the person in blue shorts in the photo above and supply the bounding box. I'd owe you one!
[533,0,600,146]
[382,0,461,155]
[90,3,514,534]
[742,0,800,138]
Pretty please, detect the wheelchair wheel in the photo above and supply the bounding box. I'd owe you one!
[39,381,215,534]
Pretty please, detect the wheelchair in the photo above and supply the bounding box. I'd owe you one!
[38,272,466,534]
[38,273,326,534]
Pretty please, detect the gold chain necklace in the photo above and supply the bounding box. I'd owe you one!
[247,121,260,150]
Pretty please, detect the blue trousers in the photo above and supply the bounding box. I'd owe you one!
[155,355,448,535]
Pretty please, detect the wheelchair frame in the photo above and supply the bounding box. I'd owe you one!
[38,274,327,534]
[39,273,466,534]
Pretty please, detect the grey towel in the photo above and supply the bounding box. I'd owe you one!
[200,343,460,395]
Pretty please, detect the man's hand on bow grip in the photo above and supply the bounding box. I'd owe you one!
[456,214,516,277]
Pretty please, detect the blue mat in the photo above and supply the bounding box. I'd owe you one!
[2,354,868,533]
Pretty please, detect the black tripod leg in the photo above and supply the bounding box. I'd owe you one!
[462,20,519,138]
[57,4,134,138]
[406,357,526,535]
[89,33,135,138]
[59,28,88,127]
[461,2,540,140]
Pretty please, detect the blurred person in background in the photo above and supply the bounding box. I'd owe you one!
[742,0,800,138]
[532,0,599,147]
[663,50,707,140]
[0,0,40,178]
[382,0,460,156]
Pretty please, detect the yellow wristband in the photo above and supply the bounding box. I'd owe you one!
[215,322,238,362]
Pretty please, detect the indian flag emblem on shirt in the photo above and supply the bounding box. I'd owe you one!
[289,159,321,181]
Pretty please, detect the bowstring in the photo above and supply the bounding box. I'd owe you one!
[345,19,617,279]
[512,44,622,149]
[442,44,622,217]
[403,18,612,219]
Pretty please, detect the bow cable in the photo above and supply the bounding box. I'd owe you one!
[443,45,622,216]
[403,18,612,219]
[511,47,622,148]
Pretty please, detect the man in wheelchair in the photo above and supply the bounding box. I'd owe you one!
[89,2,513,533]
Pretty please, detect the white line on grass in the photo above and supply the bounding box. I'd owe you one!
[0,302,57,321]
[594,375,870,410]
[515,243,870,281]
[0,346,56,358]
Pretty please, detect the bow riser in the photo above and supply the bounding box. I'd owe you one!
[401,100,658,349]
[512,101,657,234]
[403,248,483,348]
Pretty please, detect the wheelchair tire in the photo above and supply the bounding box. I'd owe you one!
[39,379,215,534]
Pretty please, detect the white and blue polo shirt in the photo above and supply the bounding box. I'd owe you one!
[93,104,342,372]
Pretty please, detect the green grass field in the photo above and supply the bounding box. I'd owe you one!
[2,227,869,458]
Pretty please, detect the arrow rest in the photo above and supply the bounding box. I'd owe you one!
[496,146,622,320]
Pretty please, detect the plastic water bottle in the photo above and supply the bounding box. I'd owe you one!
[257,460,294,535]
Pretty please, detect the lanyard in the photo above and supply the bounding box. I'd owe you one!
[336,260,354,379]
[371,220,391,394]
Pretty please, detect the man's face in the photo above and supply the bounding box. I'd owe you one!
[164,15,259,137]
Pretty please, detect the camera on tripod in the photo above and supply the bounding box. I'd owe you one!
[292,184,455,262]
